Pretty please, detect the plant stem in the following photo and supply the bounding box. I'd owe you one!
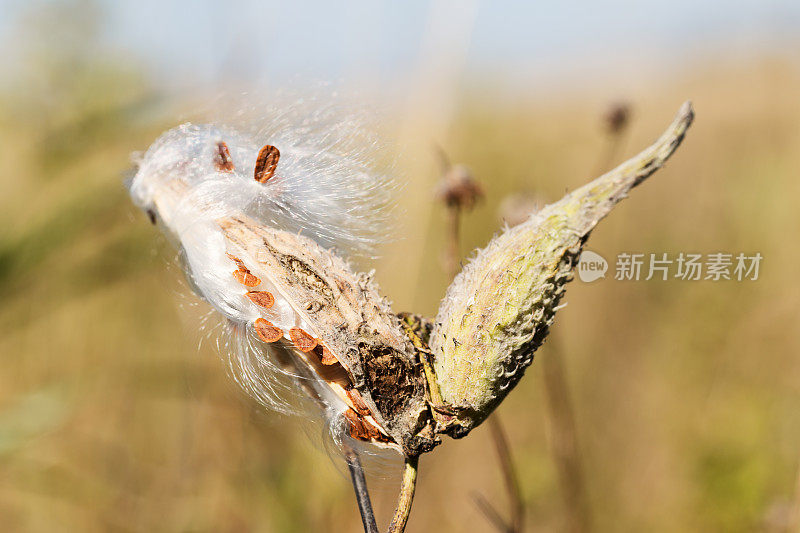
[542,335,591,533]
[488,415,525,532]
[472,492,513,533]
[343,445,379,533]
[790,456,800,533]
[444,204,461,280]
[388,455,419,533]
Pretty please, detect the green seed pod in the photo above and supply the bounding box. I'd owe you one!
[430,102,694,437]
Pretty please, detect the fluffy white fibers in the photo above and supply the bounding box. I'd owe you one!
[129,95,399,445]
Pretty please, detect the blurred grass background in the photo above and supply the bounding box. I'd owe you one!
[1,1,800,531]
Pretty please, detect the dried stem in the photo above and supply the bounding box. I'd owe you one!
[488,415,525,532]
[468,418,525,533]
[388,455,419,533]
[791,457,800,532]
[343,445,379,533]
[444,204,461,280]
[542,334,591,533]
[594,102,631,177]
[472,492,514,533]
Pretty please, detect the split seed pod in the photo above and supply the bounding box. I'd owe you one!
[429,102,694,437]
[220,215,436,455]
[128,113,438,458]
[128,101,693,462]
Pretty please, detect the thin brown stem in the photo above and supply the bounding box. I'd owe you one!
[488,415,525,532]
[472,492,513,533]
[543,333,591,533]
[790,457,800,532]
[594,131,624,178]
[443,204,461,280]
[343,445,379,533]
[594,102,631,177]
[388,455,419,533]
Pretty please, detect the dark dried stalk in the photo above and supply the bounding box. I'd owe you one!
[343,445,379,533]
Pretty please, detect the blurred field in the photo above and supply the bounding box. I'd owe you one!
[1,10,800,532]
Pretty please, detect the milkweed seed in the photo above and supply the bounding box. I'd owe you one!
[346,388,371,417]
[343,409,371,440]
[215,141,235,172]
[317,344,337,365]
[254,144,280,183]
[226,253,246,269]
[289,327,318,352]
[254,318,283,342]
[246,290,275,308]
[233,269,261,287]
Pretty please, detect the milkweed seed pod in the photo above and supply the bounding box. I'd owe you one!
[129,100,693,460]
[430,102,694,437]
[128,108,438,457]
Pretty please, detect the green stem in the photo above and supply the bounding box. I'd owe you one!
[388,455,420,533]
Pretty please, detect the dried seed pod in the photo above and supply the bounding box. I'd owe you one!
[219,216,438,456]
[127,106,431,457]
[430,102,694,437]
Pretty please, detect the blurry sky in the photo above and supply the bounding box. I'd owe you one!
[2,0,799,96]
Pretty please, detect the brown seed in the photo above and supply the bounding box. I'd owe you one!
[254,144,280,183]
[215,141,235,172]
[233,268,260,287]
[254,318,283,343]
[315,344,337,366]
[246,290,275,308]
[289,327,318,352]
[342,409,371,441]
[226,253,246,269]
[346,388,371,417]
[343,409,390,442]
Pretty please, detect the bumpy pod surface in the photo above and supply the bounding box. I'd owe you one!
[430,102,694,437]
[219,215,437,456]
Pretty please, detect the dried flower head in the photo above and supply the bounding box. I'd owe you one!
[604,101,632,135]
[435,147,484,211]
